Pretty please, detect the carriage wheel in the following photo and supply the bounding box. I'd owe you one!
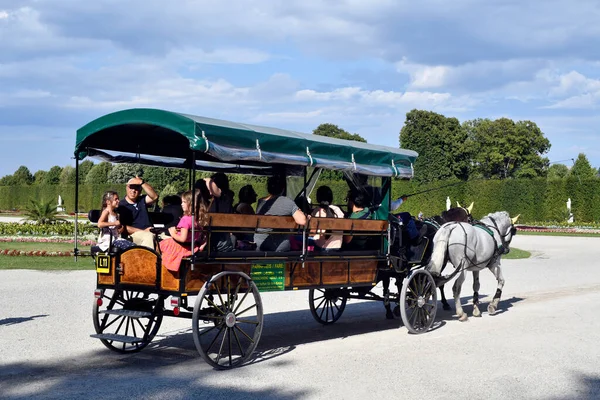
[192,272,264,369]
[308,288,347,325]
[400,269,437,334]
[93,289,164,353]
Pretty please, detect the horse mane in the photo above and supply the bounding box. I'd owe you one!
[482,211,510,224]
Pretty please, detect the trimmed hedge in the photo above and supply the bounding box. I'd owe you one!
[1,178,599,223]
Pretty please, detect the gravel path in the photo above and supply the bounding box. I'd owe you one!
[1,235,599,400]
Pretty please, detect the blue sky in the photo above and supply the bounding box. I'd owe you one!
[2,0,600,178]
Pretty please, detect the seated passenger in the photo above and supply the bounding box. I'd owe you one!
[342,189,374,250]
[158,194,183,239]
[254,175,307,252]
[195,172,235,252]
[97,191,135,252]
[234,185,258,248]
[311,186,344,251]
[234,184,258,215]
[159,189,208,272]
[117,176,159,249]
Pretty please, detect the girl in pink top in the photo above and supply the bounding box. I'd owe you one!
[159,188,209,271]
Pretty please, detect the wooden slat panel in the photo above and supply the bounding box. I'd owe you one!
[349,260,378,284]
[347,219,388,232]
[208,213,300,229]
[291,262,321,286]
[321,261,348,285]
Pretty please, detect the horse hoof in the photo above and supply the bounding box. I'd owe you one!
[393,305,401,317]
[488,305,496,315]
[459,314,468,322]
[442,304,452,311]
[473,309,481,318]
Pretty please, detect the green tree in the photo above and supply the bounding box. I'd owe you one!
[44,166,63,185]
[570,153,596,179]
[400,109,471,182]
[85,162,113,184]
[313,123,367,142]
[12,166,34,185]
[0,175,15,186]
[23,199,66,224]
[465,118,550,179]
[60,166,77,185]
[107,163,142,184]
[33,170,47,185]
[78,160,94,182]
[547,164,569,180]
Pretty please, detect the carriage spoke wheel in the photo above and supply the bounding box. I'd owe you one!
[93,289,163,353]
[192,272,264,369]
[400,270,437,334]
[309,288,347,325]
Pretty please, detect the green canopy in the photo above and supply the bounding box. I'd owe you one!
[75,108,417,177]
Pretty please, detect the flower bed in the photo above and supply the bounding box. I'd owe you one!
[516,225,600,234]
[0,237,95,245]
[0,249,91,257]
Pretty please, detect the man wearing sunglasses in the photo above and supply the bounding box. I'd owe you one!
[117,176,158,249]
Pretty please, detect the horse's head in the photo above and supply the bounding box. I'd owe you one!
[482,211,519,254]
[442,201,474,223]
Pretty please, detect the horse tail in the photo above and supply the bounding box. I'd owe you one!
[427,223,455,276]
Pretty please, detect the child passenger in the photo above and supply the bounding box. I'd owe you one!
[159,189,209,272]
[97,191,135,252]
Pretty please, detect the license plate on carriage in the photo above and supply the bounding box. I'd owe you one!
[96,254,110,274]
[251,261,285,292]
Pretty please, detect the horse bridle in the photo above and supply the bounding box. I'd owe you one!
[485,216,517,254]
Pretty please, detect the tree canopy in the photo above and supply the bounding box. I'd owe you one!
[44,166,63,185]
[547,164,569,180]
[12,166,34,185]
[399,110,471,182]
[570,153,597,180]
[313,123,367,143]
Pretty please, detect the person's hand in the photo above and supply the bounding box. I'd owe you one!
[145,226,153,231]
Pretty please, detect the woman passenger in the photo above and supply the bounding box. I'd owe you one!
[310,186,344,251]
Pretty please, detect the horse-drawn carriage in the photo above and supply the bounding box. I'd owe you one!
[74,108,516,369]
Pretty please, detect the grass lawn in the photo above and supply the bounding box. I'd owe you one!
[518,230,600,238]
[504,248,530,259]
[0,255,95,270]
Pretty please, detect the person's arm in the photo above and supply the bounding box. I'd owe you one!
[142,181,158,205]
[170,227,189,243]
[292,209,307,226]
[391,195,408,211]
[97,210,121,229]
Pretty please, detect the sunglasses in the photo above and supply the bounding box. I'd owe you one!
[128,185,142,191]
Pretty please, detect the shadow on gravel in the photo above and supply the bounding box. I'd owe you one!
[549,374,600,400]
[0,351,310,400]
[0,314,48,326]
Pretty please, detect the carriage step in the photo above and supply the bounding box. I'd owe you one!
[90,333,144,343]
[99,309,152,318]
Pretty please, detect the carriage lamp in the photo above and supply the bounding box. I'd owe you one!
[94,289,104,306]
[171,297,181,316]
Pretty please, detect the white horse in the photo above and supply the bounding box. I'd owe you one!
[427,211,519,321]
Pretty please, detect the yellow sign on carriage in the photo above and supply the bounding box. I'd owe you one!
[96,254,110,274]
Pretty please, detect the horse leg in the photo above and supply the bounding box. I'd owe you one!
[439,284,452,311]
[472,270,481,317]
[487,262,505,315]
[452,269,467,321]
[382,275,394,319]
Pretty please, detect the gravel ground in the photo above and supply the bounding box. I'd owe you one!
[0,235,599,400]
